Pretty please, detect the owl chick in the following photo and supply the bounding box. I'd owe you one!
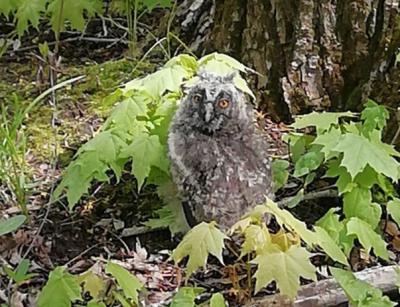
[168,72,273,229]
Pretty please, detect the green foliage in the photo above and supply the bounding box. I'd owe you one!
[105,261,143,305]
[3,259,35,284]
[37,267,81,307]
[271,159,290,191]
[170,287,204,307]
[330,267,395,306]
[252,245,316,298]
[289,100,400,262]
[346,217,388,261]
[291,111,356,132]
[0,0,102,37]
[0,215,26,236]
[172,221,228,277]
[210,293,226,307]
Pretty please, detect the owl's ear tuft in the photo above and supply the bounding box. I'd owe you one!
[223,71,238,83]
[181,77,200,94]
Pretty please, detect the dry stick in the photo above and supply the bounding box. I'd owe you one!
[246,265,398,307]
[277,189,338,208]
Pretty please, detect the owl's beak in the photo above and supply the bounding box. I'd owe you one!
[204,102,214,123]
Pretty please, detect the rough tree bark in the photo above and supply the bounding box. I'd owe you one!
[179,0,400,133]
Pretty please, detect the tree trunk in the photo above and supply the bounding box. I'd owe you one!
[179,0,400,129]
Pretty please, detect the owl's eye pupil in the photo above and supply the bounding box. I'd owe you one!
[218,99,230,109]
[193,94,202,103]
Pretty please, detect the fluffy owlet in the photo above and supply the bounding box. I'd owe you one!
[168,72,273,229]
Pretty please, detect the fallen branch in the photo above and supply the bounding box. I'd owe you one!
[246,265,398,306]
[277,189,338,208]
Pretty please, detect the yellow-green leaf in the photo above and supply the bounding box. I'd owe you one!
[172,222,228,277]
[314,226,348,266]
[38,267,81,307]
[252,245,316,298]
[264,200,316,246]
[346,217,388,261]
[105,262,143,305]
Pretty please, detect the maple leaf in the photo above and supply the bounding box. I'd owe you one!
[37,267,81,307]
[170,287,204,307]
[314,226,348,266]
[343,186,381,228]
[291,111,357,132]
[387,198,400,227]
[272,159,290,191]
[334,133,399,180]
[125,65,190,98]
[312,127,342,160]
[331,267,395,306]
[240,224,271,257]
[15,0,47,36]
[265,200,316,246]
[105,262,143,305]
[361,99,389,134]
[119,133,168,190]
[76,267,106,301]
[47,0,102,33]
[252,245,316,298]
[346,217,388,260]
[172,222,228,276]
[0,0,18,16]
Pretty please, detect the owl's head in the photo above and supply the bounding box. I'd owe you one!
[178,71,252,135]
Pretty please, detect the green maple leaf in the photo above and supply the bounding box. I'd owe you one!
[252,245,316,298]
[210,293,226,307]
[14,0,46,35]
[346,217,388,260]
[144,179,190,234]
[170,287,204,307]
[312,127,342,160]
[37,267,81,307]
[330,267,395,306]
[361,100,389,133]
[271,159,289,191]
[105,262,143,305]
[0,0,18,16]
[387,198,400,227]
[316,208,343,242]
[343,186,381,228]
[291,111,357,132]
[165,54,198,74]
[142,0,172,11]
[199,52,248,73]
[293,150,323,177]
[325,159,355,194]
[119,133,168,190]
[76,267,106,301]
[333,133,399,180]
[172,222,228,277]
[0,215,26,236]
[125,65,190,98]
[47,0,102,33]
[314,226,348,266]
[102,95,149,135]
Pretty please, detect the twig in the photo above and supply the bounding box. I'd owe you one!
[277,189,338,208]
[64,243,102,267]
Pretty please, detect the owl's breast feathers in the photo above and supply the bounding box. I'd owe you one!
[169,128,273,228]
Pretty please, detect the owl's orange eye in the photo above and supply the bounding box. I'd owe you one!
[218,99,230,109]
[193,94,202,103]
